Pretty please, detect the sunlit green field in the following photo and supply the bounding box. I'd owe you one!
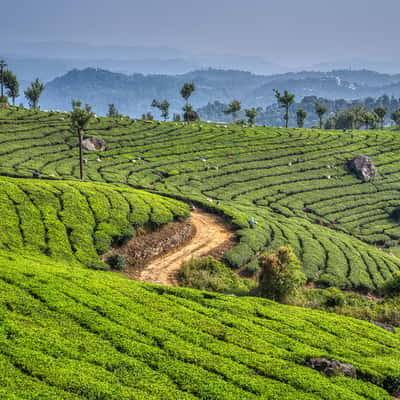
[0,108,400,399]
[2,108,400,290]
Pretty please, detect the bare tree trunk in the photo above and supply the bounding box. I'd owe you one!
[0,67,3,98]
[285,106,289,128]
[78,129,84,180]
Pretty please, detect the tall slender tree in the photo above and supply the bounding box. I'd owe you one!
[224,99,241,122]
[24,78,44,110]
[0,60,7,99]
[273,89,295,128]
[314,103,327,129]
[70,100,94,180]
[296,109,307,128]
[180,83,195,107]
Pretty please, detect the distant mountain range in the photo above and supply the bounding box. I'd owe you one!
[39,67,400,118]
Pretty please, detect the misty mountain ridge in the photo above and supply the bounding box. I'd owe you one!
[39,67,400,118]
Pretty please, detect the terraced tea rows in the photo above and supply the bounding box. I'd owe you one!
[0,250,399,399]
[1,109,400,289]
[0,175,189,269]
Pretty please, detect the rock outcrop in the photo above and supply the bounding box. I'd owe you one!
[82,137,107,151]
[305,358,357,378]
[348,155,376,182]
[372,321,396,333]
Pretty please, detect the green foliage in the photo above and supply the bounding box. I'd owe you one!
[296,108,307,128]
[391,110,400,127]
[152,99,170,121]
[3,70,19,106]
[323,287,347,307]
[224,99,241,122]
[380,272,400,297]
[315,102,327,128]
[107,103,120,118]
[180,82,195,103]
[182,104,199,122]
[245,107,257,126]
[178,256,255,295]
[24,78,44,110]
[258,246,307,301]
[274,89,295,128]
[70,100,95,180]
[142,112,154,120]
[106,253,127,270]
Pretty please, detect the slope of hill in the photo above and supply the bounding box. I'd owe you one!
[0,250,399,399]
[2,108,400,291]
[40,68,400,117]
[1,108,400,399]
[0,176,189,269]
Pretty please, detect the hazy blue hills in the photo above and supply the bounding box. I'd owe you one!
[40,67,400,117]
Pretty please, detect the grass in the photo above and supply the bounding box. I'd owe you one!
[178,256,256,295]
[1,108,400,290]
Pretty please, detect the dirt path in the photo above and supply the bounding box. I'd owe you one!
[138,209,235,286]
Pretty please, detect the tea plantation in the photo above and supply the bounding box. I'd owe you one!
[1,108,400,399]
[0,250,399,399]
[0,176,189,269]
[1,108,400,290]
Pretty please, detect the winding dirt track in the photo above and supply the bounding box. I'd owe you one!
[138,209,235,286]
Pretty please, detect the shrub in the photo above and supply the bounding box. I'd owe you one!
[324,287,346,307]
[112,226,135,247]
[245,259,261,275]
[258,245,307,301]
[380,272,400,297]
[106,254,126,270]
[178,256,254,295]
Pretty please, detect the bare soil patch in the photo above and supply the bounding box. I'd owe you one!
[109,209,235,286]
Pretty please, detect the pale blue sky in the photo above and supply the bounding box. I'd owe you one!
[2,0,399,66]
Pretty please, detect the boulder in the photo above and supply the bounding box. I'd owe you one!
[81,137,107,151]
[305,358,357,378]
[348,155,376,182]
[372,321,396,333]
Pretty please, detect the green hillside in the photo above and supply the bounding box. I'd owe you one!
[2,108,400,290]
[0,250,399,400]
[0,176,189,269]
[1,108,400,399]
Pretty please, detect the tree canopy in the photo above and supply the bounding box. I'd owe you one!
[24,78,44,110]
[274,89,295,128]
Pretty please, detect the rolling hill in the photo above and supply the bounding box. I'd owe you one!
[2,108,400,290]
[1,107,400,399]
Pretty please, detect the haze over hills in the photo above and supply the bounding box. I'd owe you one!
[39,67,400,118]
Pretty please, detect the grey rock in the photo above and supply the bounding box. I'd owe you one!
[81,137,107,151]
[305,358,357,378]
[372,321,396,333]
[348,155,376,182]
